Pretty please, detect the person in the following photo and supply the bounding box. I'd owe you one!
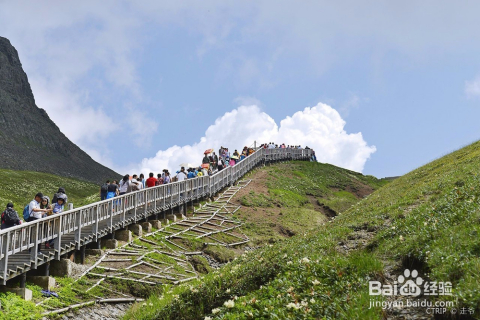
[233,150,239,157]
[139,173,145,189]
[164,172,171,184]
[156,173,164,186]
[28,193,52,222]
[40,196,52,216]
[146,173,157,188]
[100,180,110,200]
[187,168,195,179]
[1,203,21,229]
[106,181,118,199]
[46,195,66,249]
[213,152,218,169]
[229,157,235,167]
[176,167,187,182]
[202,154,210,165]
[127,179,140,193]
[52,187,68,205]
[119,175,130,195]
[28,193,51,255]
[197,167,203,177]
[218,157,225,171]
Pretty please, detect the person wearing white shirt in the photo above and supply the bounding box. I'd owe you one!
[28,192,52,221]
[176,168,187,182]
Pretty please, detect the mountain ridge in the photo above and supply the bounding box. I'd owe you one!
[0,36,119,184]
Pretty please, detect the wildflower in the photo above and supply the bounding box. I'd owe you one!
[234,295,238,300]
[283,253,288,258]
[312,279,320,285]
[277,294,282,298]
[226,288,231,293]
[310,298,315,303]
[224,299,235,308]
[301,257,310,264]
[391,226,396,230]
[424,222,428,226]
[286,302,301,310]
[399,235,404,241]
[246,311,253,317]
[250,297,257,304]
[287,286,294,293]
[301,300,308,307]
[265,307,269,311]
[212,308,221,314]
[287,261,293,265]
[205,317,212,320]
[142,303,147,306]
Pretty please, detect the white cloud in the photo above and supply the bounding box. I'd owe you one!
[465,77,480,98]
[133,103,375,174]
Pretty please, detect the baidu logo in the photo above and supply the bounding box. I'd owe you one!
[369,269,452,297]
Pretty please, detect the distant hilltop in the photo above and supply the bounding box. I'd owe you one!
[0,37,119,184]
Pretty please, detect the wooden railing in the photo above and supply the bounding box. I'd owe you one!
[0,147,312,283]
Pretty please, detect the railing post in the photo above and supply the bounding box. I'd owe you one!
[54,215,63,260]
[93,204,99,241]
[144,189,148,220]
[1,233,11,284]
[32,222,40,268]
[75,210,83,250]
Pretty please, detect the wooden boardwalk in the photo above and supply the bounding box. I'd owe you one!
[0,147,312,284]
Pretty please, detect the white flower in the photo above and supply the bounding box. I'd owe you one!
[301,257,310,264]
[391,226,396,230]
[265,307,269,311]
[225,288,231,293]
[286,302,301,310]
[283,253,288,258]
[205,317,212,320]
[224,299,235,308]
[287,261,293,265]
[246,311,253,317]
[312,279,320,285]
[310,298,315,303]
[234,295,238,300]
[424,222,428,226]
[212,308,221,314]
[399,235,404,241]
[301,300,308,306]
[287,286,294,293]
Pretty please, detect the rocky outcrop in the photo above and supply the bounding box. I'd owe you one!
[0,37,118,184]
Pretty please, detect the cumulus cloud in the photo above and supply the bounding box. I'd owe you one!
[465,77,480,98]
[133,103,376,174]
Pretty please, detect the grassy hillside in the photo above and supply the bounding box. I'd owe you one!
[0,168,103,212]
[124,142,480,319]
[234,162,389,245]
[124,161,391,319]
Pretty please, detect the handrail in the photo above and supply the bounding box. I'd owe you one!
[0,147,312,283]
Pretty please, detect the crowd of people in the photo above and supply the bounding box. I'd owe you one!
[1,143,316,234]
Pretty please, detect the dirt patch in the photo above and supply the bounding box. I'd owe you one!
[307,195,338,218]
[346,182,374,199]
[278,225,296,237]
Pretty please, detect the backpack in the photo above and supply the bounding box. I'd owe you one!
[4,208,19,224]
[23,204,31,221]
[100,183,109,193]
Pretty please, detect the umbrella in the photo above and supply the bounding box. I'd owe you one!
[201,163,210,169]
[179,163,196,168]
[230,155,239,160]
[204,148,214,154]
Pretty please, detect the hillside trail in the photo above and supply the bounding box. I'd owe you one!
[40,180,253,319]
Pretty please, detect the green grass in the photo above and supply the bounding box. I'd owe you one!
[124,141,480,319]
[0,168,102,211]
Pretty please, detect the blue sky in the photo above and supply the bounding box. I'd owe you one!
[1,1,480,177]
